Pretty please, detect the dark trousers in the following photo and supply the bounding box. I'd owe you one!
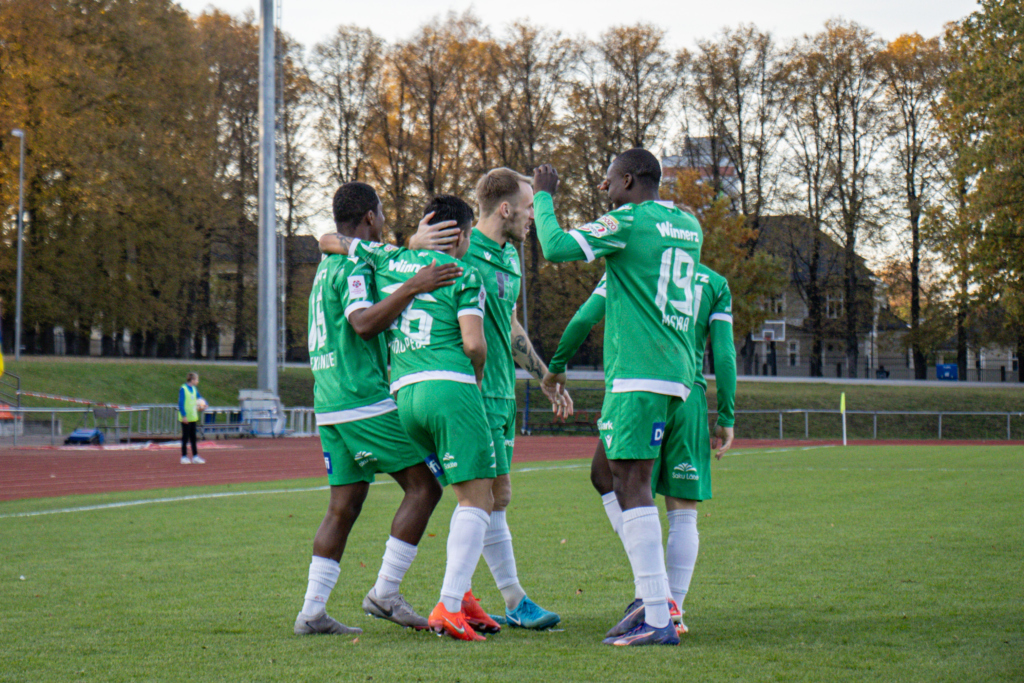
[182,421,198,456]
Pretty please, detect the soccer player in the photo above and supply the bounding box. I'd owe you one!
[543,262,737,636]
[295,182,460,636]
[316,194,499,642]
[532,149,703,646]
[420,169,568,631]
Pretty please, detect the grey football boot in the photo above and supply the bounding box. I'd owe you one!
[362,588,430,630]
[293,612,363,635]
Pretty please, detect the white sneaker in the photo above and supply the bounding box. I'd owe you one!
[192,455,206,464]
[180,456,192,465]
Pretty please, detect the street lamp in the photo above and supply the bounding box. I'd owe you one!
[11,128,25,362]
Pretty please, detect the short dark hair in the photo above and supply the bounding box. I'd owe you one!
[423,194,474,232]
[333,182,379,229]
[613,148,661,190]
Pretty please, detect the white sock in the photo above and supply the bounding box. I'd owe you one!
[666,509,699,610]
[301,555,340,618]
[482,510,528,610]
[621,506,670,628]
[373,535,418,599]
[601,491,642,599]
[440,505,490,612]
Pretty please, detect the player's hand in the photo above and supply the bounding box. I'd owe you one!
[540,370,573,420]
[712,425,734,460]
[409,211,460,252]
[181,418,189,424]
[533,164,559,196]
[319,232,344,254]
[407,259,462,294]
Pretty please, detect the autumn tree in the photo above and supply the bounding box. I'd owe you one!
[878,33,947,378]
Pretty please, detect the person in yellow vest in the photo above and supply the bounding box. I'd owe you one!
[179,372,207,464]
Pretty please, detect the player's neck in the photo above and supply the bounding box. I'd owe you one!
[475,217,507,247]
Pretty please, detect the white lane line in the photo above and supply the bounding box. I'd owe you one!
[1,463,591,519]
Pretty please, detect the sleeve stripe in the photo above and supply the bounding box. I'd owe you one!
[594,285,607,298]
[710,313,733,324]
[458,308,484,318]
[344,301,373,320]
[567,229,597,263]
[348,237,362,257]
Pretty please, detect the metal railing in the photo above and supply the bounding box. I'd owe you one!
[0,406,149,447]
[519,382,1024,441]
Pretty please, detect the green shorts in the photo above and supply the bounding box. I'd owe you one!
[318,409,423,487]
[654,384,711,501]
[396,380,496,485]
[483,397,517,477]
[598,390,679,460]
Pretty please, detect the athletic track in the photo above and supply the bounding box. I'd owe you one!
[2,436,1023,502]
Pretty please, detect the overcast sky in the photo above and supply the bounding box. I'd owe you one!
[177,0,979,48]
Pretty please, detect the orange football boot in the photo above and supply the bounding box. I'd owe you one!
[462,590,502,634]
[428,602,485,641]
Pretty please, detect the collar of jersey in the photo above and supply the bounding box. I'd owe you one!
[471,227,507,254]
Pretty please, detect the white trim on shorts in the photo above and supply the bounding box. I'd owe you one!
[390,370,477,394]
[315,398,398,426]
[611,378,690,400]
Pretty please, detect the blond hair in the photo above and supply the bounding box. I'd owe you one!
[475,168,533,217]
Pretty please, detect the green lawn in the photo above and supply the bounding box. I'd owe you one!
[5,357,1024,439]
[2,445,1022,682]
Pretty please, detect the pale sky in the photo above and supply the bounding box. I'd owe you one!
[177,0,979,48]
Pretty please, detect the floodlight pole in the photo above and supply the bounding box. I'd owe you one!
[257,0,278,395]
[11,128,25,362]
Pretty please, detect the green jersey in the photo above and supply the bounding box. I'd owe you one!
[350,238,486,392]
[307,254,394,423]
[693,264,736,427]
[463,228,521,400]
[534,193,704,398]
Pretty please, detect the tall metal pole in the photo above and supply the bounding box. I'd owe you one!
[11,129,25,362]
[257,0,278,395]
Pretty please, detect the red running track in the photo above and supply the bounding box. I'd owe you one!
[2,436,1022,502]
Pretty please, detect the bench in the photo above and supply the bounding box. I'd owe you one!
[200,422,252,439]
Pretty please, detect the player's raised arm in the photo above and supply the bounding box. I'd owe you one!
[709,283,736,459]
[511,309,573,420]
[347,259,463,340]
[545,275,607,385]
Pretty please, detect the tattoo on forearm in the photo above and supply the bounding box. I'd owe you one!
[512,333,546,380]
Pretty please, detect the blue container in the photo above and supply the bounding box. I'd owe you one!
[936,364,958,381]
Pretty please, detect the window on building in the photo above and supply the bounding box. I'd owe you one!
[762,293,785,317]
[788,340,799,367]
[826,293,844,319]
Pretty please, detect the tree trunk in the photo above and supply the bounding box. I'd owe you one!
[910,217,927,379]
[955,302,967,382]
[1018,334,1024,383]
[844,228,858,379]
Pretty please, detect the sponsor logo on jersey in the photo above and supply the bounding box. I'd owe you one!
[597,419,614,431]
[672,462,699,481]
[388,337,426,355]
[604,434,613,448]
[483,252,492,261]
[580,214,619,237]
[504,438,515,449]
[388,259,425,274]
[383,244,399,252]
[347,275,367,298]
[323,452,333,475]
[310,352,337,372]
[656,222,701,243]
[650,422,666,446]
[354,451,377,467]
[441,452,457,470]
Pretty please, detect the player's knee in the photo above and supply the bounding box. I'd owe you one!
[327,493,365,523]
[492,476,512,509]
[590,464,614,495]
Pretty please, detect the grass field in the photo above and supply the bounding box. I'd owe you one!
[2,445,1022,682]
[6,358,1024,441]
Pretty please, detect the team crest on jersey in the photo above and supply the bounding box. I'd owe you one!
[580,214,619,238]
[348,275,367,299]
